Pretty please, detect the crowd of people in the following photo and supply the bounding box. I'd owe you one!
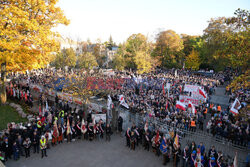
[1,67,248,166]
[124,121,238,167]
[0,80,113,164]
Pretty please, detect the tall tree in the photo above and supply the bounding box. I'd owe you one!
[154,30,184,68]
[185,50,201,70]
[203,9,249,71]
[0,0,69,104]
[77,52,98,70]
[62,47,77,68]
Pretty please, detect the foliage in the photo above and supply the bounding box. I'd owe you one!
[53,47,77,68]
[0,105,27,130]
[134,51,154,74]
[0,0,70,72]
[154,30,184,68]
[203,9,249,71]
[112,54,126,71]
[77,52,98,69]
[115,33,156,73]
[227,70,250,92]
[185,50,201,70]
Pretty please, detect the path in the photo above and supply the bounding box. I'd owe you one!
[210,86,230,109]
[5,134,170,167]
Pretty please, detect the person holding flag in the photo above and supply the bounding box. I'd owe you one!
[160,135,169,166]
[173,134,181,167]
[66,118,72,143]
[52,123,59,146]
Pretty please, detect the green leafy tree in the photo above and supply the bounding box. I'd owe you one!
[185,50,201,70]
[154,30,184,68]
[77,52,98,70]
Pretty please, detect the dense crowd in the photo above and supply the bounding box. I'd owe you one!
[124,121,238,167]
[1,68,249,166]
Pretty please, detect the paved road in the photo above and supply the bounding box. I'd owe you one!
[6,134,171,167]
[210,86,230,109]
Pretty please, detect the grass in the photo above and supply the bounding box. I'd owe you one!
[0,105,27,131]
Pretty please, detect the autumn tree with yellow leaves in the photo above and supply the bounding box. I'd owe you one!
[0,0,69,104]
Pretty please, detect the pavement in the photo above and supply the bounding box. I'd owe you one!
[5,134,171,167]
[210,86,230,109]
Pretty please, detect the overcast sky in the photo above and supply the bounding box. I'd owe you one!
[55,0,249,43]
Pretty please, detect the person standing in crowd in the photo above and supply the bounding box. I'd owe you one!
[16,135,24,157]
[182,146,190,167]
[31,131,39,154]
[173,144,181,167]
[125,127,131,148]
[12,142,19,161]
[118,116,123,134]
[144,131,150,151]
[106,124,112,142]
[2,137,12,161]
[40,136,47,158]
[23,137,31,158]
[130,131,136,150]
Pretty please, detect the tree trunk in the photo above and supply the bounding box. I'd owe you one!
[1,62,7,104]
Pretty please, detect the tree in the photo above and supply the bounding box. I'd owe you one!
[77,52,98,70]
[185,50,201,70]
[124,33,150,69]
[116,33,157,73]
[202,9,249,71]
[53,52,64,69]
[52,47,76,69]
[134,51,154,74]
[62,47,77,68]
[0,0,69,104]
[154,30,184,68]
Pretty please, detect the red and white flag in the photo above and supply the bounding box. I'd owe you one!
[198,88,207,99]
[188,102,197,114]
[176,101,186,111]
[119,95,129,109]
[230,98,241,115]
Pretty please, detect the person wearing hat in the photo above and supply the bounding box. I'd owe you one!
[209,157,217,167]
[40,135,47,158]
[190,150,196,167]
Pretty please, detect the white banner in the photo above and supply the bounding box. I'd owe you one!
[184,84,206,100]
[179,95,204,106]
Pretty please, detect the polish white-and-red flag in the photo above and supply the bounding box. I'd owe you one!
[176,101,186,111]
[119,95,129,109]
[198,88,207,99]
[188,102,197,114]
[230,98,241,115]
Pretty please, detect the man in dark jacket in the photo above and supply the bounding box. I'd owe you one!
[1,137,12,161]
[118,116,123,133]
[106,124,112,142]
[31,131,40,153]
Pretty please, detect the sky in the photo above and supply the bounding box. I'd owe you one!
[55,0,249,43]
